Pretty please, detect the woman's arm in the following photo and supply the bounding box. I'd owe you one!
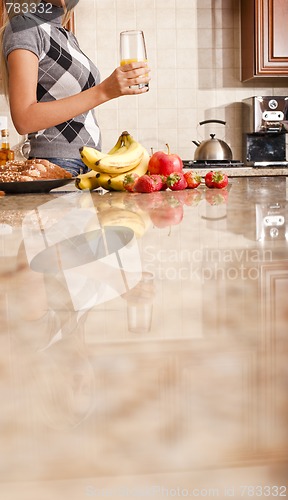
[8,49,150,135]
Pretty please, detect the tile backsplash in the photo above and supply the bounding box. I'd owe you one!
[1,0,287,161]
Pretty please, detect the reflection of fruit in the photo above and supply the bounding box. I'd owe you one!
[166,172,188,191]
[205,188,229,205]
[184,170,201,189]
[181,188,204,206]
[148,192,184,228]
[148,144,183,176]
[136,191,165,211]
[149,203,183,228]
[98,208,150,238]
[204,170,228,189]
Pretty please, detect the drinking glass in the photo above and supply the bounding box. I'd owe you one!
[120,30,149,89]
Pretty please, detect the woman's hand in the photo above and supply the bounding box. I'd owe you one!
[98,61,151,100]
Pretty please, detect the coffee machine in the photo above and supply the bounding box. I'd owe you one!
[242,96,288,166]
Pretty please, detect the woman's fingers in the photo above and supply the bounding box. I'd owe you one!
[119,63,150,92]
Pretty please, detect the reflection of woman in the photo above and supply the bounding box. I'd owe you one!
[0,0,150,175]
[34,333,97,430]
[1,242,97,430]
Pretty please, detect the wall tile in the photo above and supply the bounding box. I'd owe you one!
[137,108,158,130]
[176,9,196,30]
[177,89,198,109]
[197,29,213,49]
[197,9,212,29]
[158,109,178,129]
[157,69,177,89]
[176,68,198,89]
[118,108,138,131]
[97,109,119,130]
[157,49,177,69]
[157,89,177,109]
[176,29,197,49]
[137,89,158,109]
[157,29,177,50]
[156,9,176,30]
[176,48,197,69]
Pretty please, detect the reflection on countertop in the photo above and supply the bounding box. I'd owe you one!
[0,177,287,499]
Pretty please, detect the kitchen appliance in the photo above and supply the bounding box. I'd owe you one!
[192,120,233,161]
[242,96,288,167]
[256,202,287,241]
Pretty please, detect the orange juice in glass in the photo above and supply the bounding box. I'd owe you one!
[120,30,149,89]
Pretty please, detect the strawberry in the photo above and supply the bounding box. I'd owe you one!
[204,170,228,189]
[184,170,201,189]
[134,174,157,193]
[166,172,188,191]
[149,174,167,191]
[123,172,139,192]
[160,175,168,191]
[204,171,215,188]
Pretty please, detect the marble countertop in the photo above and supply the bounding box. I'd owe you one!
[0,177,287,499]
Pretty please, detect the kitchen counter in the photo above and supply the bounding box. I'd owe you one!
[0,177,287,499]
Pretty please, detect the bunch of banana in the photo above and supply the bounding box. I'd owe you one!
[75,170,100,191]
[76,131,149,191]
[107,149,150,191]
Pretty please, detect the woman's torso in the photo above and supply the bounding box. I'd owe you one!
[3,3,101,159]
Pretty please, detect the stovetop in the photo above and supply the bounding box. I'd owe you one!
[183,160,244,169]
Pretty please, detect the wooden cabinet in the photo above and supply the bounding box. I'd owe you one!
[241,0,288,81]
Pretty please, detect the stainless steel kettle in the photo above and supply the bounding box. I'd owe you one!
[192,119,233,161]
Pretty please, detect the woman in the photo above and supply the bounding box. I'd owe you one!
[0,0,150,175]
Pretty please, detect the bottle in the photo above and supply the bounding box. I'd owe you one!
[0,129,15,165]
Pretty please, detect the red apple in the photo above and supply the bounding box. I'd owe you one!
[148,144,183,176]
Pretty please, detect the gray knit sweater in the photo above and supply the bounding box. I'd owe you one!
[3,1,101,159]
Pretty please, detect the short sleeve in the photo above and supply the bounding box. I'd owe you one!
[3,16,43,60]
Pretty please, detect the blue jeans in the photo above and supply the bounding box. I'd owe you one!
[39,158,89,177]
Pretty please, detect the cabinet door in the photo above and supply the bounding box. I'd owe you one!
[241,0,288,80]
[257,0,288,74]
